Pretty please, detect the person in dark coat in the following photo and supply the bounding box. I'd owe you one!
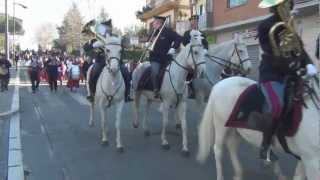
[46,54,59,92]
[182,15,209,98]
[182,15,208,50]
[252,0,317,162]
[0,54,11,91]
[148,16,182,98]
[83,19,112,102]
[28,55,42,93]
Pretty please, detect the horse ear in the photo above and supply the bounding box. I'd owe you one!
[234,33,240,43]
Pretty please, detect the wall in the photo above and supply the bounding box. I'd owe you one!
[213,0,268,27]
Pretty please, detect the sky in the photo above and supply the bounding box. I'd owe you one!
[1,0,145,50]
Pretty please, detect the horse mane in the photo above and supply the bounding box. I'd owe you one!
[176,43,192,61]
[209,39,235,58]
[106,35,122,45]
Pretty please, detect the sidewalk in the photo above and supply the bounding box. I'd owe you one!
[0,68,17,179]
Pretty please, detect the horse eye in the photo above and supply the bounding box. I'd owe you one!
[194,51,199,55]
[106,49,110,53]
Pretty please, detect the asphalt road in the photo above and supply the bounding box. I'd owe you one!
[17,67,298,180]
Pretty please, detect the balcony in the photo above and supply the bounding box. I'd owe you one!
[136,0,179,21]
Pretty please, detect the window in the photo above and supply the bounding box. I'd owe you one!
[199,4,203,15]
[228,0,247,8]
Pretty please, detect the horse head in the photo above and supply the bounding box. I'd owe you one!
[185,30,206,78]
[105,36,122,75]
[230,33,252,75]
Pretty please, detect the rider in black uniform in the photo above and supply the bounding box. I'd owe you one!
[253,0,317,162]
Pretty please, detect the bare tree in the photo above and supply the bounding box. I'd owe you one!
[35,23,57,50]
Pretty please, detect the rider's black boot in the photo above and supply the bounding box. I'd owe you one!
[247,112,278,162]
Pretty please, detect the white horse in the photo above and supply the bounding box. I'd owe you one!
[192,34,252,108]
[197,75,320,180]
[132,30,206,156]
[87,36,125,152]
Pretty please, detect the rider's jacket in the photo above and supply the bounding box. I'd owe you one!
[149,27,182,65]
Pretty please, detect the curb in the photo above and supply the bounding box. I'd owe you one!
[7,68,24,180]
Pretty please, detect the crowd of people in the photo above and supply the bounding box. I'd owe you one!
[21,50,92,93]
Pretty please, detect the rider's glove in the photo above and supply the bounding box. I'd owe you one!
[306,64,318,76]
[167,48,176,55]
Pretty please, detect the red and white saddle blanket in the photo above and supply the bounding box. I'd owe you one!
[225,84,303,137]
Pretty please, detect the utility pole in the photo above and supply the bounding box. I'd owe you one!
[5,0,9,61]
[13,0,16,69]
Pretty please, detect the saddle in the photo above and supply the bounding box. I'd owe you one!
[136,64,194,91]
[225,83,303,137]
[88,63,131,96]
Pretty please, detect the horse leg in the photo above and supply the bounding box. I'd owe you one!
[99,100,108,145]
[273,162,288,180]
[132,91,141,128]
[115,101,124,153]
[174,110,181,130]
[214,126,229,180]
[177,102,189,156]
[226,130,243,180]
[293,161,306,180]
[143,99,151,137]
[89,102,95,127]
[161,103,170,150]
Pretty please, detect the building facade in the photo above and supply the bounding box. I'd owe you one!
[197,0,319,79]
[137,0,191,35]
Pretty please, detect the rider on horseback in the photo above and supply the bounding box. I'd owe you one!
[253,0,318,162]
[182,15,209,98]
[84,19,112,102]
[149,16,182,98]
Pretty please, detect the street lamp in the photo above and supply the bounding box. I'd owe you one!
[12,1,27,69]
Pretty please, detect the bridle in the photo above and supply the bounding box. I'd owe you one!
[167,44,206,107]
[104,43,122,74]
[206,43,251,76]
[100,42,123,107]
[171,44,206,74]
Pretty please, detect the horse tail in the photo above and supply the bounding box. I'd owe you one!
[197,90,215,163]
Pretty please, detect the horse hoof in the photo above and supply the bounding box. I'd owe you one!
[144,130,151,137]
[117,147,124,154]
[161,144,170,150]
[175,124,182,130]
[181,150,190,157]
[101,141,109,146]
[89,123,94,127]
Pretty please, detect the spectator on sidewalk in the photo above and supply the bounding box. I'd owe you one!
[0,53,12,92]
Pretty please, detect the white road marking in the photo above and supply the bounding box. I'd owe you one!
[7,68,24,180]
[68,92,90,106]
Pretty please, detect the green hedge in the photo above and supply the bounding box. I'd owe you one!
[122,49,145,62]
